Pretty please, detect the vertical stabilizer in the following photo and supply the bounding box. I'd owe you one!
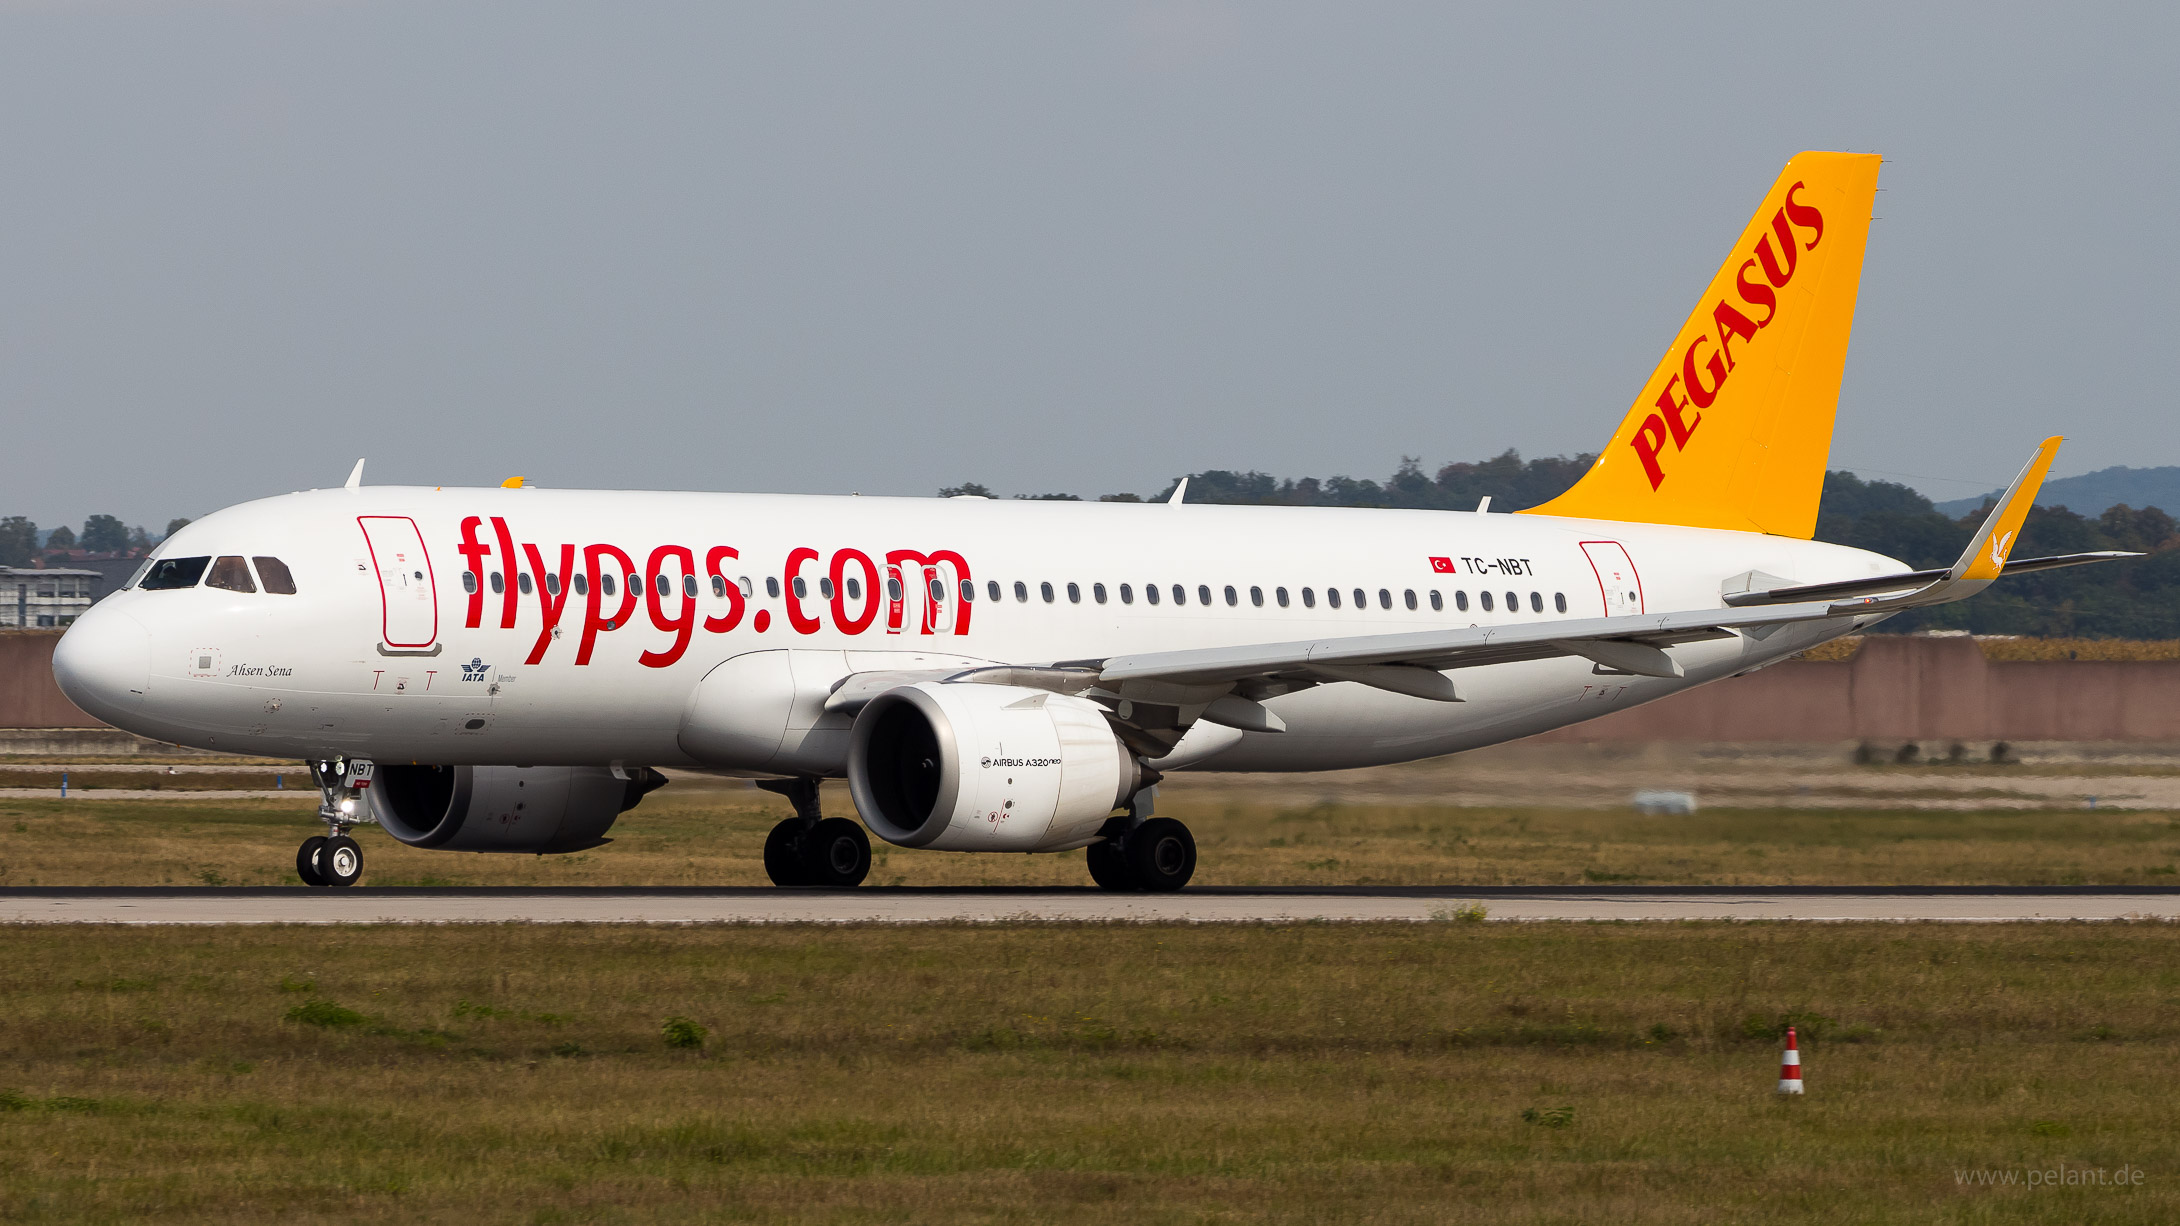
[1523,152,1883,538]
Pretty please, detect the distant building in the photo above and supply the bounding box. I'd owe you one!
[2,566,102,628]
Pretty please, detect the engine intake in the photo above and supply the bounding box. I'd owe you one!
[847,682,1142,852]
[370,765,666,853]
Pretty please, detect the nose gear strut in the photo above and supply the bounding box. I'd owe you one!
[296,757,373,887]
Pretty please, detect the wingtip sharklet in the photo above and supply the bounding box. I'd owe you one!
[1953,435,2063,582]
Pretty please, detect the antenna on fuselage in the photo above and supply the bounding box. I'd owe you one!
[344,459,366,490]
[1168,477,1189,506]
[1476,496,1491,513]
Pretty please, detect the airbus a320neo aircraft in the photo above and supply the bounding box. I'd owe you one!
[53,151,2130,891]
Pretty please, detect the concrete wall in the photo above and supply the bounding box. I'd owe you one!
[6,627,2180,743]
[1532,635,2180,743]
[0,631,99,728]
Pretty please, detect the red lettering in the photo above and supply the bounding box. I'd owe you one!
[577,544,637,665]
[1655,376,1700,447]
[520,542,575,665]
[490,517,519,629]
[1712,299,1759,371]
[1782,181,1823,249]
[1630,414,1669,489]
[1756,222,1797,288]
[1735,258,1778,327]
[1681,335,1727,409]
[830,549,880,635]
[784,547,822,635]
[456,517,491,629]
[640,545,696,668]
[702,546,745,633]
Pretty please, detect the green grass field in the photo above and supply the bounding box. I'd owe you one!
[3,922,2175,1223]
[4,781,2179,887]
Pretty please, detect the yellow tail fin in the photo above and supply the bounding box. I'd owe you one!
[1523,151,1883,538]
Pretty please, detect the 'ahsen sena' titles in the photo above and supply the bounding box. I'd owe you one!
[454,517,973,670]
[1629,183,1825,490]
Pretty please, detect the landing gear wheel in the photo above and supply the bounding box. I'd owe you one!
[296,836,328,887]
[320,835,363,888]
[1124,818,1195,892]
[1086,838,1136,890]
[805,818,871,888]
[763,818,815,887]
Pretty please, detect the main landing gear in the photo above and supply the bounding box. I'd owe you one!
[758,777,872,888]
[1087,786,1195,892]
[296,758,368,888]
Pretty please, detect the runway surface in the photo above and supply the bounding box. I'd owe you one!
[4,886,2177,924]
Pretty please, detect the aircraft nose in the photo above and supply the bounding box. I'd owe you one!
[52,603,152,723]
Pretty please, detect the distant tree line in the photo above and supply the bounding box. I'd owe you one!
[0,516,191,567]
[939,454,2180,638]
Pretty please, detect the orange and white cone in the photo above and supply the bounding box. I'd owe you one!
[1777,1025,1804,1094]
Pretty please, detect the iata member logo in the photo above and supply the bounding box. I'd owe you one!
[461,657,491,682]
[1429,557,1457,574]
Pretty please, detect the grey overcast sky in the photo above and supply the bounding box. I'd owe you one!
[4,2,2175,530]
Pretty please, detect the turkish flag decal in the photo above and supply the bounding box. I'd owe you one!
[1429,556,1456,574]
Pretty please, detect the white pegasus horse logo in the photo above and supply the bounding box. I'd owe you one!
[1990,530,2013,568]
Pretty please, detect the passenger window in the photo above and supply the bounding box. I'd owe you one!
[1378,588,1391,610]
[1530,591,1543,613]
[1554,592,1568,613]
[628,573,640,598]
[960,580,975,603]
[519,572,534,596]
[889,577,905,601]
[1067,582,1081,603]
[602,573,617,597]
[1429,590,1442,611]
[1014,581,1028,602]
[1506,590,1519,614]
[712,574,728,598]
[491,572,505,594]
[1353,588,1367,610]
[1327,588,1341,609]
[546,573,561,597]
[575,574,590,597]
[986,580,1000,602]
[1455,590,1468,612]
[1120,583,1134,605]
[247,557,296,595]
[1301,587,1315,608]
[791,576,807,599]
[1172,584,1187,606]
[1040,581,1055,603]
[820,578,835,600]
[1275,586,1289,608]
[1404,589,1417,610]
[139,557,209,590]
[738,577,753,597]
[766,577,781,598]
[1199,584,1213,606]
[1146,584,1161,606]
[1480,591,1494,612]
[205,556,256,593]
[931,579,947,602]
[462,571,479,594]
[1094,582,1108,604]
[683,574,698,598]
[1250,586,1263,607]
[1224,585,1238,606]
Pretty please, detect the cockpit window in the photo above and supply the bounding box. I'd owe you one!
[138,556,211,590]
[205,556,257,593]
[253,557,297,595]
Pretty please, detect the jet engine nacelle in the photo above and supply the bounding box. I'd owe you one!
[847,683,1142,853]
[369,764,666,853]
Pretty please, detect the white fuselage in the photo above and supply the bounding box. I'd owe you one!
[54,486,1900,773]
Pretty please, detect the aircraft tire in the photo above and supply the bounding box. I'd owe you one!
[805,817,871,888]
[763,819,815,887]
[1124,818,1195,892]
[321,835,363,888]
[295,836,328,887]
[1086,838,1137,890]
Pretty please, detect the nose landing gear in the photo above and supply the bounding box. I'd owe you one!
[757,777,872,888]
[296,758,372,888]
